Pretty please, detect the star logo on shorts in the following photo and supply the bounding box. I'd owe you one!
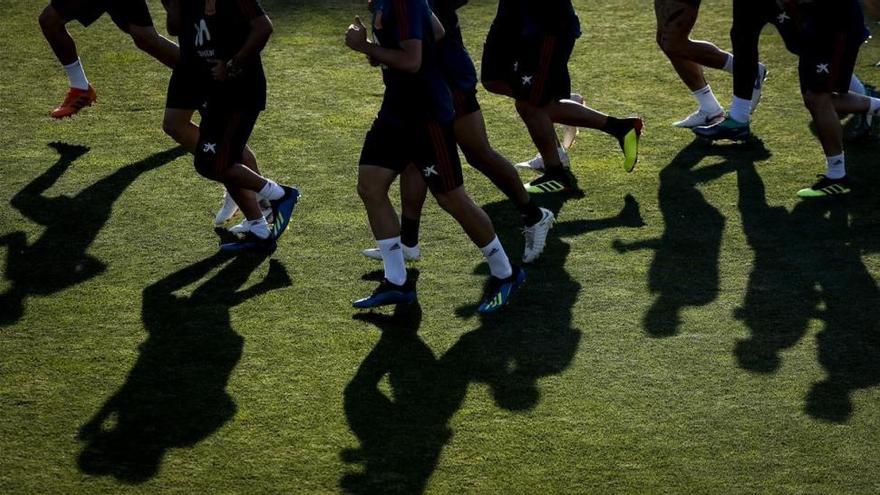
[777,12,790,24]
[816,63,830,74]
[203,142,217,154]
[423,165,439,177]
[521,75,533,86]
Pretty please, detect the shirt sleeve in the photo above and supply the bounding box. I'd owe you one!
[235,0,266,20]
[391,0,425,41]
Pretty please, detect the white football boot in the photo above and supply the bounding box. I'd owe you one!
[361,243,422,262]
[515,146,571,171]
[522,208,555,263]
[673,109,725,128]
[214,190,239,226]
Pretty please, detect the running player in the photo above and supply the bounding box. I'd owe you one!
[39,0,180,118]
[166,0,299,251]
[481,0,643,194]
[345,0,524,313]
[655,0,766,128]
[361,0,555,264]
[695,0,880,198]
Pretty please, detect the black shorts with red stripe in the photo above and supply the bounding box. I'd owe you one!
[50,0,153,31]
[359,117,464,195]
[481,25,575,107]
[193,99,259,182]
[796,1,867,94]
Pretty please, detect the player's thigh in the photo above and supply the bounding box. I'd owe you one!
[107,0,153,33]
[358,120,409,199]
[655,0,700,40]
[48,0,104,26]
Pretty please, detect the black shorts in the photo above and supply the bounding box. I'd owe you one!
[797,5,867,94]
[359,118,464,195]
[194,100,260,181]
[50,0,152,31]
[166,67,206,110]
[482,25,575,106]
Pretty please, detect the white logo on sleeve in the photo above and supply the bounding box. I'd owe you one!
[816,63,830,74]
[195,19,212,47]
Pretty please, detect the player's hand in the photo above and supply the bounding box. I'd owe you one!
[345,16,369,53]
[367,54,380,67]
[209,59,229,81]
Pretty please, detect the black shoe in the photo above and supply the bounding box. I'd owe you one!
[796,174,851,199]
[524,168,578,194]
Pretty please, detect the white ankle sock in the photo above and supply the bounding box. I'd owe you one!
[377,237,407,286]
[868,97,880,115]
[480,236,513,279]
[825,153,846,180]
[247,217,270,239]
[850,75,867,96]
[730,96,752,123]
[63,59,89,90]
[258,180,285,201]
[722,53,734,74]
[693,85,723,115]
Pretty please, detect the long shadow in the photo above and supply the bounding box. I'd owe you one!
[614,140,771,337]
[341,194,645,494]
[735,162,880,422]
[0,143,185,326]
[77,252,291,483]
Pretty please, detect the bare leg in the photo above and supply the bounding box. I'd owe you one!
[39,6,78,65]
[358,165,401,240]
[804,91,844,156]
[128,25,180,69]
[655,0,730,91]
[399,164,427,222]
[455,110,530,206]
[515,100,564,171]
[433,186,496,248]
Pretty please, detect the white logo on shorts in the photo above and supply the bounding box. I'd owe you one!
[816,64,830,74]
[521,75,533,86]
[203,143,217,154]
[423,165,439,177]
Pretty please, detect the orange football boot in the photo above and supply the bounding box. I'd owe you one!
[51,84,97,119]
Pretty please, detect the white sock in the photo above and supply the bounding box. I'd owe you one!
[258,180,285,201]
[825,153,846,180]
[693,85,723,115]
[868,97,880,115]
[850,75,867,96]
[247,217,270,239]
[480,236,513,279]
[63,59,89,90]
[730,96,752,123]
[722,53,734,74]
[377,237,407,286]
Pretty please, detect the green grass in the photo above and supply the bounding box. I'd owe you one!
[2,0,880,492]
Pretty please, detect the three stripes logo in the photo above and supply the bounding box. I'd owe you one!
[820,184,849,195]
[529,180,565,193]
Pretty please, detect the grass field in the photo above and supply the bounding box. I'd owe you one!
[2,0,880,493]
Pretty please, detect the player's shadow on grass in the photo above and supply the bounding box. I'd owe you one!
[614,139,771,337]
[341,194,645,494]
[77,252,291,483]
[734,149,880,423]
[0,143,185,327]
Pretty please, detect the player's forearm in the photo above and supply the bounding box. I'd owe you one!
[232,15,273,66]
[363,42,422,73]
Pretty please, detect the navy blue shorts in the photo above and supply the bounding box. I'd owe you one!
[51,0,152,31]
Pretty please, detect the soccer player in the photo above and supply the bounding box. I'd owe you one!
[361,0,555,264]
[481,0,643,194]
[39,0,180,118]
[165,0,299,251]
[695,0,880,198]
[345,0,525,313]
[655,0,766,128]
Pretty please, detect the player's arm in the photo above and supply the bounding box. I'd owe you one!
[229,14,274,70]
[348,26,422,73]
[161,0,181,37]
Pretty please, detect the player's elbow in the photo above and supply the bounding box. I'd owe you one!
[401,54,422,73]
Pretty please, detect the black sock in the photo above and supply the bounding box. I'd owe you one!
[602,116,632,138]
[518,198,544,227]
[400,215,420,248]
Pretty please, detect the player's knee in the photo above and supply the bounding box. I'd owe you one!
[162,118,182,141]
[356,178,385,205]
[658,34,690,58]
[433,188,468,215]
[39,6,62,32]
[193,154,221,181]
[801,90,824,111]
